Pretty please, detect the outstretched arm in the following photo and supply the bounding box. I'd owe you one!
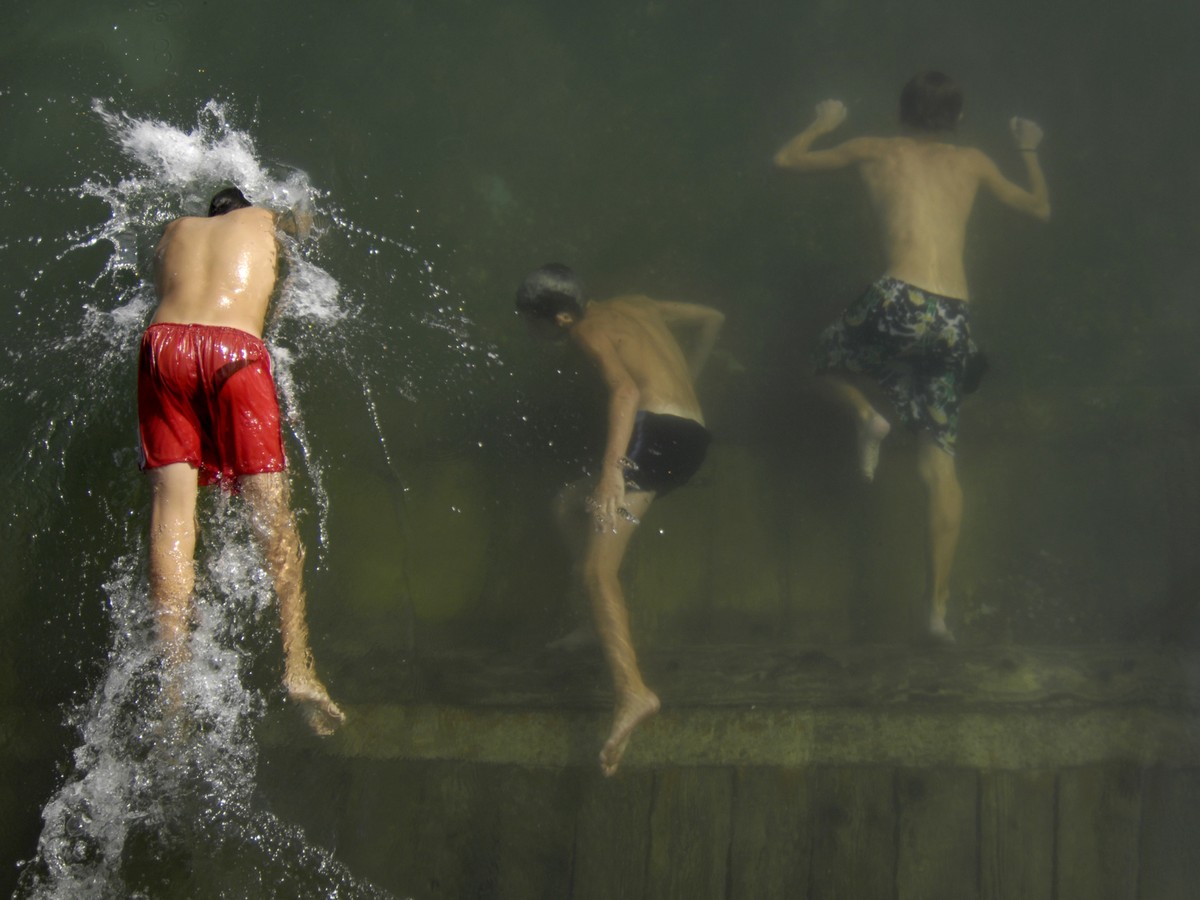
[976,117,1051,221]
[275,197,314,240]
[573,322,641,532]
[774,100,875,171]
[651,300,726,380]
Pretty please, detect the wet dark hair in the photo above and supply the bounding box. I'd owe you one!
[516,263,585,321]
[208,186,252,217]
[899,71,963,133]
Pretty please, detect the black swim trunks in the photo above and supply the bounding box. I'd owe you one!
[622,411,711,496]
[815,277,982,455]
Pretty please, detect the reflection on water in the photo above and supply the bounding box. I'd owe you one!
[8,101,418,899]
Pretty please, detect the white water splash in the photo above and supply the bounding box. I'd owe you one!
[17,506,393,899]
[91,99,312,221]
[281,255,347,323]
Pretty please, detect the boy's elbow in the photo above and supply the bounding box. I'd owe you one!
[1035,201,1051,222]
[773,149,797,169]
[614,381,640,407]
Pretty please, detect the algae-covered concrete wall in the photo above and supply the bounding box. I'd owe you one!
[270,0,1200,660]
[2,0,1198,762]
[0,0,1194,672]
[316,380,1200,655]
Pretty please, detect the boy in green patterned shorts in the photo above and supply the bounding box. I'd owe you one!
[774,71,1050,641]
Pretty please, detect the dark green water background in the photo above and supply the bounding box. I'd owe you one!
[2,0,1198,894]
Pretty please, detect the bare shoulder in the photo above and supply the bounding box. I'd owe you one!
[573,313,610,340]
[588,295,653,324]
[810,135,892,167]
[157,215,200,252]
[232,207,276,227]
[842,135,905,161]
[581,298,651,337]
[222,208,279,249]
[852,136,896,156]
[163,214,202,234]
[572,315,620,356]
[955,145,1000,175]
[605,293,656,310]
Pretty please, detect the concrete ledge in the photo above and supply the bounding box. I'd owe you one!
[262,644,1200,770]
[265,703,1200,770]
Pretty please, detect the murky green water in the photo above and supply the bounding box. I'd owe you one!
[2,0,1198,897]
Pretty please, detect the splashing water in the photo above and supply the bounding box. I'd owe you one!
[90,99,315,226]
[7,100,418,899]
[16,503,395,899]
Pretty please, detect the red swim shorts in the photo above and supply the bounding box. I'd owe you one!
[137,322,287,487]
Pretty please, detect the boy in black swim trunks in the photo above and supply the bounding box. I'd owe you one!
[774,71,1050,641]
[517,264,724,776]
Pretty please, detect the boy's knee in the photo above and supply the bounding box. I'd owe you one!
[581,557,618,593]
[917,443,957,487]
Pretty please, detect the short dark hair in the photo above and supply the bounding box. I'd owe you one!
[516,263,585,321]
[208,186,252,217]
[899,71,963,133]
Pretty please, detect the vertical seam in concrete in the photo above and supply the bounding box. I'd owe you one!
[641,769,659,900]
[1051,770,1061,900]
[566,783,580,900]
[723,766,738,900]
[892,768,901,900]
[1132,765,1146,900]
[975,769,984,900]
[806,767,818,900]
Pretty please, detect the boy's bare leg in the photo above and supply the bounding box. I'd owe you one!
[582,490,659,776]
[821,375,891,481]
[916,437,962,642]
[147,463,199,666]
[241,471,345,735]
[546,480,598,649]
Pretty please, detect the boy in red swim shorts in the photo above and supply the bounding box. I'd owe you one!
[139,186,344,734]
[138,322,286,485]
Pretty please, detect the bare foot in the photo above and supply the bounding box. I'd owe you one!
[928,614,956,645]
[286,675,347,736]
[857,412,891,481]
[599,688,660,777]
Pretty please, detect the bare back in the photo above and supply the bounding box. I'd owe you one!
[578,296,704,423]
[152,206,279,337]
[858,138,988,300]
[775,102,1049,302]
